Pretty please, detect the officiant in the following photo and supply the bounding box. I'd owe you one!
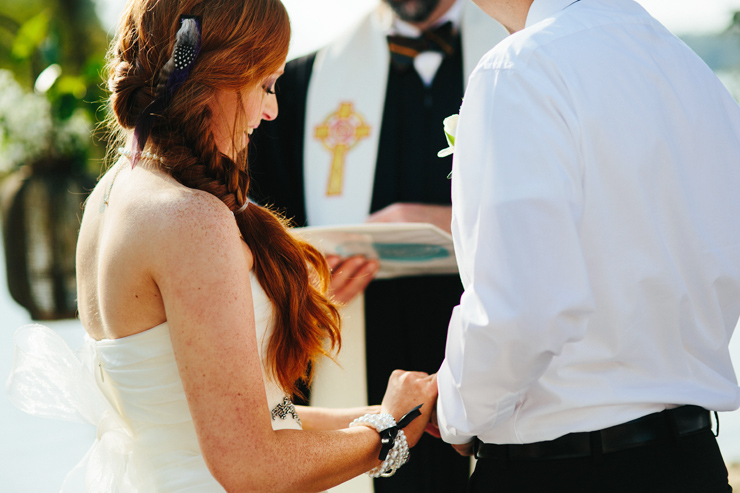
[248,0,506,491]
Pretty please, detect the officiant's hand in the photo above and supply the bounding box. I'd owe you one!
[366,203,452,234]
[326,255,378,305]
[381,370,438,448]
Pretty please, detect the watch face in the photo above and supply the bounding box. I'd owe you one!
[383,0,443,23]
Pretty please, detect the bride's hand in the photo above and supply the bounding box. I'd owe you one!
[380,370,438,448]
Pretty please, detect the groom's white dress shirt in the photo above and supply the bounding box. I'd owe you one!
[437,0,740,446]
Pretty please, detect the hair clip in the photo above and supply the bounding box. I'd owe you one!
[130,15,202,168]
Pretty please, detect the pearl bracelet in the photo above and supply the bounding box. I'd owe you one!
[350,413,411,478]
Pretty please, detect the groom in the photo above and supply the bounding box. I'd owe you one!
[436,0,740,491]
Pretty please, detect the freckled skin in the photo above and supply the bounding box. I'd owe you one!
[75,108,437,492]
[78,162,240,341]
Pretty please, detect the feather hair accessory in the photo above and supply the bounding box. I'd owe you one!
[130,15,202,168]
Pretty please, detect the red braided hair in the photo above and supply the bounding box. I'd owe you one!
[105,0,340,397]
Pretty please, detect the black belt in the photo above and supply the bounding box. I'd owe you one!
[474,405,712,461]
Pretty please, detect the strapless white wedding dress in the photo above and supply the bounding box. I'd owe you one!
[7,272,302,492]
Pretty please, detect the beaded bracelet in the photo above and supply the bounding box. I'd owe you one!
[349,404,422,478]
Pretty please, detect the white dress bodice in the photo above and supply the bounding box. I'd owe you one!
[8,272,301,492]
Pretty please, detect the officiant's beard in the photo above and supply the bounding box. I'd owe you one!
[383,0,442,23]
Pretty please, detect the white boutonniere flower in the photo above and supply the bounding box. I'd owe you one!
[437,114,458,158]
[437,113,458,178]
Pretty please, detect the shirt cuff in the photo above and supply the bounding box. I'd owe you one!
[436,362,476,445]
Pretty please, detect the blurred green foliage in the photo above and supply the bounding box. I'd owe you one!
[0,0,110,173]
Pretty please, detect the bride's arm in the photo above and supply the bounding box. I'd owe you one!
[296,405,381,431]
[154,195,436,493]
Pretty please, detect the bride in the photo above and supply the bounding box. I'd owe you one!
[7,0,437,490]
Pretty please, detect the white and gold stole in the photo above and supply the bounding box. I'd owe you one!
[303,1,507,227]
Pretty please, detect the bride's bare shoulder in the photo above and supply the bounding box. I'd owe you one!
[84,163,251,269]
[156,180,232,226]
[147,179,242,250]
[99,166,248,261]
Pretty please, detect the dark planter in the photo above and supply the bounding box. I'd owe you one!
[0,157,94,320]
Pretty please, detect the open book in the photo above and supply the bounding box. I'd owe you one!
[292,223,458,279]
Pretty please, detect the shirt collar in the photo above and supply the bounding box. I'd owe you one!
[525,0,581,29]
[390,0,464,37]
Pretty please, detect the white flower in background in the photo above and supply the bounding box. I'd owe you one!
[0,70,52,172]
[0,69,91,173]
[437,113,458,158]
[54,109,92,157]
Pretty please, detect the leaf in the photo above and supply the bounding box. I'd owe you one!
[55,75,87,99]
[11,10,51,61]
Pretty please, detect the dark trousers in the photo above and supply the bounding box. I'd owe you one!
[366,276,469,493]
[469,427,731,492]
[373,433,470,493]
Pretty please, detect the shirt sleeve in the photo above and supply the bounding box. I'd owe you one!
[437,61,596,444]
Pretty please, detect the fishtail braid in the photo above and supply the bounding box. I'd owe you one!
[165,92,340,396]
[104,0,339,398]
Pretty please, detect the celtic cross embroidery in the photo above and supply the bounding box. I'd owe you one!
[314,102,371,196]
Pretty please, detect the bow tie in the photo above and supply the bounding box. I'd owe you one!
[387,21,458,71]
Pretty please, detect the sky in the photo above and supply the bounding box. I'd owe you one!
[95,0,740,59]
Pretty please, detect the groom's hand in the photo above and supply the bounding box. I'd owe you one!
[424,405,441,438]
[452,441,475,456]
[326,255,378,304]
